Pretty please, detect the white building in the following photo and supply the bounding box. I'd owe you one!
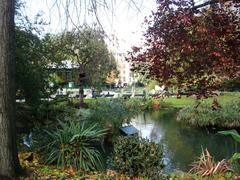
[114,52,134,86]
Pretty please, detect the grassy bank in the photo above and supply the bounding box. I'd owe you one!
[161,92,240,108]
[168,92,240,128]
[80,92,240,108]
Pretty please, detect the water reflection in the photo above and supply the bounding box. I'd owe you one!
[130,109,239,172]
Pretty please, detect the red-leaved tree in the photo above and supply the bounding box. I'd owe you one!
[128,0,240,98]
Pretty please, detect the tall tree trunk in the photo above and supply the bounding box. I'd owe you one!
[0,0,21,177]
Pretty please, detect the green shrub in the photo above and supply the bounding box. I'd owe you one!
[89,98,153,131]
[112,135,164,179]
[89,99,138,129]
[41,121,107,171]
[177,99,240,127]
[125,97,154,111]
[16,98,76,130]
[36,99,77,124]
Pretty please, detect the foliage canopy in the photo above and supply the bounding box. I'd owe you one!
[46,27,117,87]
[128,0,240,98]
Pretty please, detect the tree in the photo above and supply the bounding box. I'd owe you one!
[16,29,48,105]
[48,27,116,104]
[0,0,21,177]
[128,0,240,98]
[15,1,50,105]
[0,0,136,177]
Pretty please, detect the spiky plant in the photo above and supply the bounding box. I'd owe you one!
[189,149,229,177]
[42,121,107,171]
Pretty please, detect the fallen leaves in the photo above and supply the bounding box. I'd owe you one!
[18,151,143,180]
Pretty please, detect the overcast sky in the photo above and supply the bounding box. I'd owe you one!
[24,0,157,53]
[24,0,205,53]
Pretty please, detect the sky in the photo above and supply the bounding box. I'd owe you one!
[24,0,157,53]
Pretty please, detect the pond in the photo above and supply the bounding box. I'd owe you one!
[130,109,239,172]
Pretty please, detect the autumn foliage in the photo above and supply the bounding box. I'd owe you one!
[128,0,240,98]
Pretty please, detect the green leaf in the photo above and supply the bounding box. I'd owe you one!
[231,153,240,162]
[218,129,240,143]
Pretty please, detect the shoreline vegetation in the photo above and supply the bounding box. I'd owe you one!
[84,92,240,129]
[17,92,240,179]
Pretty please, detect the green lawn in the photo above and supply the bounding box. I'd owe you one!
[73,92,240,108]
[161,92,240,108]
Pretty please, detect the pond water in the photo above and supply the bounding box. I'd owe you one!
[130,109,239,172]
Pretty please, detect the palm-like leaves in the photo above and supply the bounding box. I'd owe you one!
[42,121,107,171]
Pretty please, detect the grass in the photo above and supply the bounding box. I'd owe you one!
[177,96,240,128]
[161,92,240,108]
[161,96,196,108]
[71,92,240,108]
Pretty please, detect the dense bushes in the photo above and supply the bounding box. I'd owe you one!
[89,99,143,130]
[112,135,164,179]
[17,97,159,132]
[89,99,130,128]
[16,97,76,130]
[89,98,157,122]
[125,98,153,111]
[40,121,107,171]
[19,97,165,175]
[177,99,240,127]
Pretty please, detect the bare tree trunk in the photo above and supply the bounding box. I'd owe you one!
[78,66,85,105]
[0,0,21,177]
[79,79,84,104]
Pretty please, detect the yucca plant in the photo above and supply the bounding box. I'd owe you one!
[189,149,229,177]
[41,121,107,171]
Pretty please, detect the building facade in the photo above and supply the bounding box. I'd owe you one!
[114,52,134,86]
